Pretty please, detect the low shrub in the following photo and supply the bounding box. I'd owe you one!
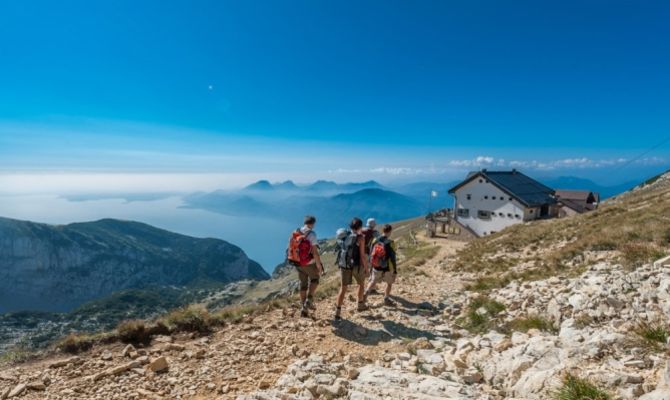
[162,305,212,333]
[553,373,611,400]
[633,320,670,350]
[116,319,151,345]
[506,315,557,334]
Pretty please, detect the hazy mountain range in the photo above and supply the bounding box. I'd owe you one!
[183,176,630,237]
[183,180,429,237]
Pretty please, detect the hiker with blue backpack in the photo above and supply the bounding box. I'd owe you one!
[287,215,324,318]
[364,224,397,306]
[334,217,369,320]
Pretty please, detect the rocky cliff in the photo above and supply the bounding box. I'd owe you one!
[0,218,269,313]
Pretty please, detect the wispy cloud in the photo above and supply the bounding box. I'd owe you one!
[329,155,667,177]
[447,155,666,171]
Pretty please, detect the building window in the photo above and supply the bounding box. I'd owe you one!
[509,197,513,201]
[499,212,504,217]
[530,209,534,214]
[507,213,513,218]
[477,210,491,220]
[515,214,520,219]
[457,208,470,218]
[479,179,483,183]
[466,194,472,200]
[492,196,497,200]
[484,195,489,199]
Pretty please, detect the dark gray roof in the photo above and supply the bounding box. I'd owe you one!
[449,170,556,207]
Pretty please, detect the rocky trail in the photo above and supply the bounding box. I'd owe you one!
[4,228,670,399]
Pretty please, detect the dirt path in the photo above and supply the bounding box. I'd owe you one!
[0,235,467,400]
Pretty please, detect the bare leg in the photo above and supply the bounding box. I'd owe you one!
[308,283,319,299]
[357,282,365,303]
[336,284,347,307]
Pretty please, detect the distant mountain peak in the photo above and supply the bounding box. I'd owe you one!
[275,180,298,189]
[245,180,274,191]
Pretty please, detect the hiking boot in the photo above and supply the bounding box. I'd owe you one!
[383,297,396,307]
[334,306,342,321]
[305,299,316,310]
[357,302,369,312]
[368,288,379,295]
[300,308,309,318]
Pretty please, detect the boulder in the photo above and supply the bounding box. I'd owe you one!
[7,384,26,398]
[148,356,169,373]
[640,388,670,400]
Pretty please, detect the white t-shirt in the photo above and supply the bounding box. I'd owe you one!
[300,226,318,247]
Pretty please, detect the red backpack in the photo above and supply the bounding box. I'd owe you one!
[370,237,390,270]
[287,229,314,266]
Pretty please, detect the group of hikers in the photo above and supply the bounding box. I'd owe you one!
[287,215,398,320]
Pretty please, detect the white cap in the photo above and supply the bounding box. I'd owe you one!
[366,218,377,228]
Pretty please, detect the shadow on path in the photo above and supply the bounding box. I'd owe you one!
[331,318,437,345]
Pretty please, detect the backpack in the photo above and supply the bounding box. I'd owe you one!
[287,228,314,266]
[336,230,361,269]
[370,237,393,271]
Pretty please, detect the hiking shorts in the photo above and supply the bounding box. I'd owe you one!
[341,267,366,286]
[295,264,320,291]
[371,269,396,285]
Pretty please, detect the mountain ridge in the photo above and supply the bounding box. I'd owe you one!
[0,217,268,314]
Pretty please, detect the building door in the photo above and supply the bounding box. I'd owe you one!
[540,204,549,217]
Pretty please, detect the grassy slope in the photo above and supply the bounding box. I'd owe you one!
[455,169,670,290]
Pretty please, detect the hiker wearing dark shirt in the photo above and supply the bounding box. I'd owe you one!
[365,224,398,306]
[334,217,369,320]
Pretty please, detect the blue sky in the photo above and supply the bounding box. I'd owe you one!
[1,0,669,191]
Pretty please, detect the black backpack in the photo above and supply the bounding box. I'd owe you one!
[336,231,360,269]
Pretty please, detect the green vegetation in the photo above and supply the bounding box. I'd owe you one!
[456,296,506,334]
[553,374,611,400]
[0,347,34,365]
[505,315,557,334]
[116,319,152,345]
[161,305,213,333]
[211,303,261,324]
[57,331,117,354]
[633,321,670,351]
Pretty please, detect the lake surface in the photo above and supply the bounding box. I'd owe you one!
[0,195,295,272]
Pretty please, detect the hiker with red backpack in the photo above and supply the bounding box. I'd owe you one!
[287,215,324,317]
[334,217,369,320]
[362,218,381,294]
[364,224,397,306]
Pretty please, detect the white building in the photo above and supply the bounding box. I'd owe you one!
[448,169,558,237]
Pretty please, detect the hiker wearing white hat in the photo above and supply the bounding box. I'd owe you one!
[362,218,381,294]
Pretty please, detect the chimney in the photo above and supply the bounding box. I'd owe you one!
[512,169,517,174]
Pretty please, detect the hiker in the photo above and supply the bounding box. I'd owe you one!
[364,224,397,306]
[334,217,369,320]
[287,215,324,317]
[362,218,381,294]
